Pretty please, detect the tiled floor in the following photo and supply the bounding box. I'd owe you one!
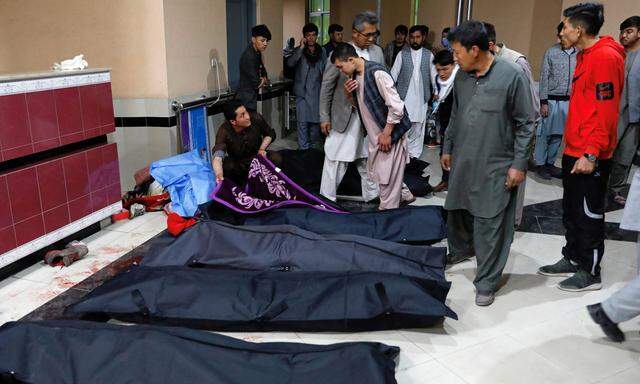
[1,147,639,383]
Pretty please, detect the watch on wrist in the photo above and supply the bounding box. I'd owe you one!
[584,153,597,162]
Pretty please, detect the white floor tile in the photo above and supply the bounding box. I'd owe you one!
[0,277,67,325]
[396,360,467,384]
[596,365,640,384]
[508,310,640,383]
[438,334,586,384]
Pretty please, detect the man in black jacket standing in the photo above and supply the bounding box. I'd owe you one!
[236,25,271,112]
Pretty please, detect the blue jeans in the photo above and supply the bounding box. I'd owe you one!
[297,121,320,150]
[534,99,568,166]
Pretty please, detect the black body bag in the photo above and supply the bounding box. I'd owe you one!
[0,320,399,384]
[142,220,447,281]
[66,267,457,332]
[202,202,447,245]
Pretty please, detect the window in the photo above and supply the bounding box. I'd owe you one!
[309,0,330,45]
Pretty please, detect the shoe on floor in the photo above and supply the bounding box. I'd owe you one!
[536,165,552,180]
[546,164,563,179]
[587,303,625,342]
[538,257,578,277]
[446,253,473,265]
[475,291,495,306]
[558,270,602,292]
[432,181,448,192]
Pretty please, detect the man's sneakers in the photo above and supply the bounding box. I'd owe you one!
[535,164,563,180]
[540,259,602,291]
[558,270,602,292]
[538,258,578,277]
[587,303,625,342]
[475,291,495,306]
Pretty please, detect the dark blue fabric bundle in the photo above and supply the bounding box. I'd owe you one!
[66,267,457,332]
[0,320,399,384]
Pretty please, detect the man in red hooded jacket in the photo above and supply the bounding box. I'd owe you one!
[539,2,625,292]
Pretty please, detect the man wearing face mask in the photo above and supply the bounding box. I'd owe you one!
[236,25,271,112]
[318,11,384,203]
[286,23,327,150]
[390,25,437,160]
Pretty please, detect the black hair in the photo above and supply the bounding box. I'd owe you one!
[563,2,604,36]
[328,24,343,34]
[420,25,430,36]
[330,42,358,63]
[620,16,640,31]
[395,24,409,36]
[251,24,272,40]
[557,21,564,35]
[303,23,319,35]
[442,27,451,34]
[409,25,423,35]
[223,100,244,122]
[447,20,490,51]
[483,22,496,43]
[433,49,455,66]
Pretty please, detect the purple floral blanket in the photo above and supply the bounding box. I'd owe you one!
[211,155,347,214]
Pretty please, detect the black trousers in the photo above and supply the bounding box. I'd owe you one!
[562,155,611,276]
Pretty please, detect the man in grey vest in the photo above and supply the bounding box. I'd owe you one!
[319,11,383,203]
[390,25,437,159]
[486,23,541,228]
[608,16,640,206]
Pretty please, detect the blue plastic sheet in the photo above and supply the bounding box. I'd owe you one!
[150,150,216,217]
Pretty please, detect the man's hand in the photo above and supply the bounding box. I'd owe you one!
[216,174,224,184]
[571,156,596,174]
[378,132,392,152]
[258,76,268,89]
[320,122,331,136]
[258,149,267,157]
[344,79,358,96]
[505,167,526,189]
[441,154,451,171]
[541,104,549,118]
[299,37,307,47]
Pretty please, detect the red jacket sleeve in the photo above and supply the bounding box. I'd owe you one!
[583,53,624,157]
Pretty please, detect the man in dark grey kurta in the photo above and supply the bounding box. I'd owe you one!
[442,21,535,306]
[286,23,327,150]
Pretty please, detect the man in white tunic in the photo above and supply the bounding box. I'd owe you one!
[319,11,383,202]
[390,25,437,159]
[332,43,413,210]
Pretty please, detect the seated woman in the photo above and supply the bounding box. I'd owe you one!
[212,100,277,185]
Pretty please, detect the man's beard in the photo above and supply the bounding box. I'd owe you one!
[411,43,422,50]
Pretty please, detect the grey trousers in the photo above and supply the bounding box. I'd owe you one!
[515,179,526,226]
[602,233,640,324]
[609,161,633,195]
[447,190,517,292]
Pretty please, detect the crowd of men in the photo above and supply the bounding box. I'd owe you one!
[213,2,640,341]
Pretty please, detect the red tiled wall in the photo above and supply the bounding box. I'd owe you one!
[0,83,115,162]
[0,143,120,253]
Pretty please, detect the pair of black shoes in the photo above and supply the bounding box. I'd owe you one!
[536,164,562,180]
[587,303,625,342]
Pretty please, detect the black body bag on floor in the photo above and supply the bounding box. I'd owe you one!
[142,220,447,281]
[274,149,433,197]
[0,320,399,384]
[202,202,447,245]
[66,267,457,332]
